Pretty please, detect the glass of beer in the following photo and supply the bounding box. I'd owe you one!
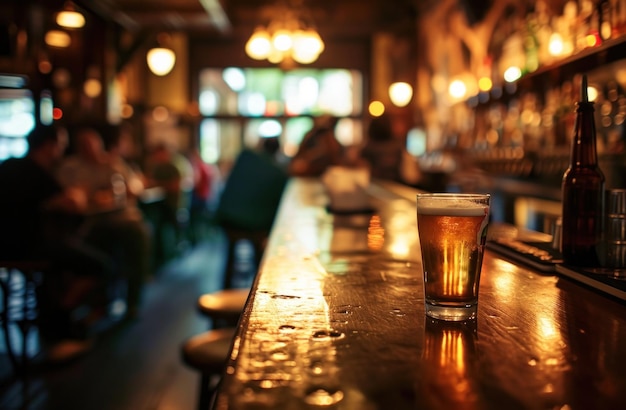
[416,193,491,321]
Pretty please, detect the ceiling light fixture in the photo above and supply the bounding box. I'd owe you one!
[245,1,324,66]
[147,34,176,76]
[56,2,85,29]
[45,30,71,48]
[389,82,413,107]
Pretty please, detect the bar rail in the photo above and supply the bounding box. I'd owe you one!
[213,178,626,409]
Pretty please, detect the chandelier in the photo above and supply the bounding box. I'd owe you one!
[245,1,324,65]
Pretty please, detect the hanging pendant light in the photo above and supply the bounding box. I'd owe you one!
[56,2,85,29]
[45,30,71,48]
[245,27,272,60]
[147,47,176,76]
[146,33,177,76]
[389,82,413,107]
[292,29,324,64]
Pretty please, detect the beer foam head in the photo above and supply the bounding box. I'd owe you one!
[417,197,487,216]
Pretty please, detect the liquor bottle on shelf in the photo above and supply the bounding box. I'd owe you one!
[561,74,606,267]
[576,0,595,50]
[598,0,613,41]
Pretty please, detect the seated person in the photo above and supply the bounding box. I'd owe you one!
[289,115,344,177]
[56,124,151,319]
[360,113,404,182]
[56,125,121,212]
[215,147,288,288]
[187,147,218,244]
[101,123,152,316]
[144,142,194,249]
[0,125,114,359]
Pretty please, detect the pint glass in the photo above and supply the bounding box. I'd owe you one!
[416,193,491,321]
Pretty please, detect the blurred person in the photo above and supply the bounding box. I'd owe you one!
[0,125,114,360]
[56,124,151,319]
[257,135,289,170]
[215,146,289,288]
[56,124,118,211]
[102,122,148,217]
[144,142,194,250]
[100,123,152,316]
[289,115,344,177]
[360,113,405,182]
[187,147,218,244]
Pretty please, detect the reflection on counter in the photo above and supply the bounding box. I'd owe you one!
[421,319,479,408]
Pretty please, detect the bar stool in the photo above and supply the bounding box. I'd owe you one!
[0,260,49,377]
[181,288,249,408]
[197,288,249,329]
[181,327,236,410]
[221,228,268,289]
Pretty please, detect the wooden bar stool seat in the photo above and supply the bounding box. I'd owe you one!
[197,288,249,328]
[181,327,236,410]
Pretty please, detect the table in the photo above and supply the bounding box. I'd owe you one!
[213,178,626,409]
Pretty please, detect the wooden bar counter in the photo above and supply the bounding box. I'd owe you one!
[213,178,626,409]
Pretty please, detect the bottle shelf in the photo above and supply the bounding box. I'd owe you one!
[518,35,626,88]
[466,35,626,107]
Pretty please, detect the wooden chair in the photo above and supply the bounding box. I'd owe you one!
[0,260,49,376]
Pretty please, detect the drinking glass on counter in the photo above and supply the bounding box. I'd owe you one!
[416,193,491,321]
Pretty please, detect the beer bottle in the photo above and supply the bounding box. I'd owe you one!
[561,74,605,267]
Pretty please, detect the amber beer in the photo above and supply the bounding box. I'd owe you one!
[416,194,490,321]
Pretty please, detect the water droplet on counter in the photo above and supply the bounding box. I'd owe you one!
[304,387,344,406]
[271,294,301,300]
[270,351,289,361]
[278,324,296,332]
[250,359,275,369]
[330,319,348,325]
[312,330,344,340]
[310,360,324,375]
[259,379,278,389]
[390,308,406,317]
[334,304,361,314]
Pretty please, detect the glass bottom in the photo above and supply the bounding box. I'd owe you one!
[425,302,477,321]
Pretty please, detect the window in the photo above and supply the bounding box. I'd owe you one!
[0,87,35,161]
[198,67,363,163]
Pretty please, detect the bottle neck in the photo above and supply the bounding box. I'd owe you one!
[570,101,598,167]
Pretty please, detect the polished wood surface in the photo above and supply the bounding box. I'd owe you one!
[214,178,626,409]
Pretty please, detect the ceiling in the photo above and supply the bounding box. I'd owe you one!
[76,0,420,40]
